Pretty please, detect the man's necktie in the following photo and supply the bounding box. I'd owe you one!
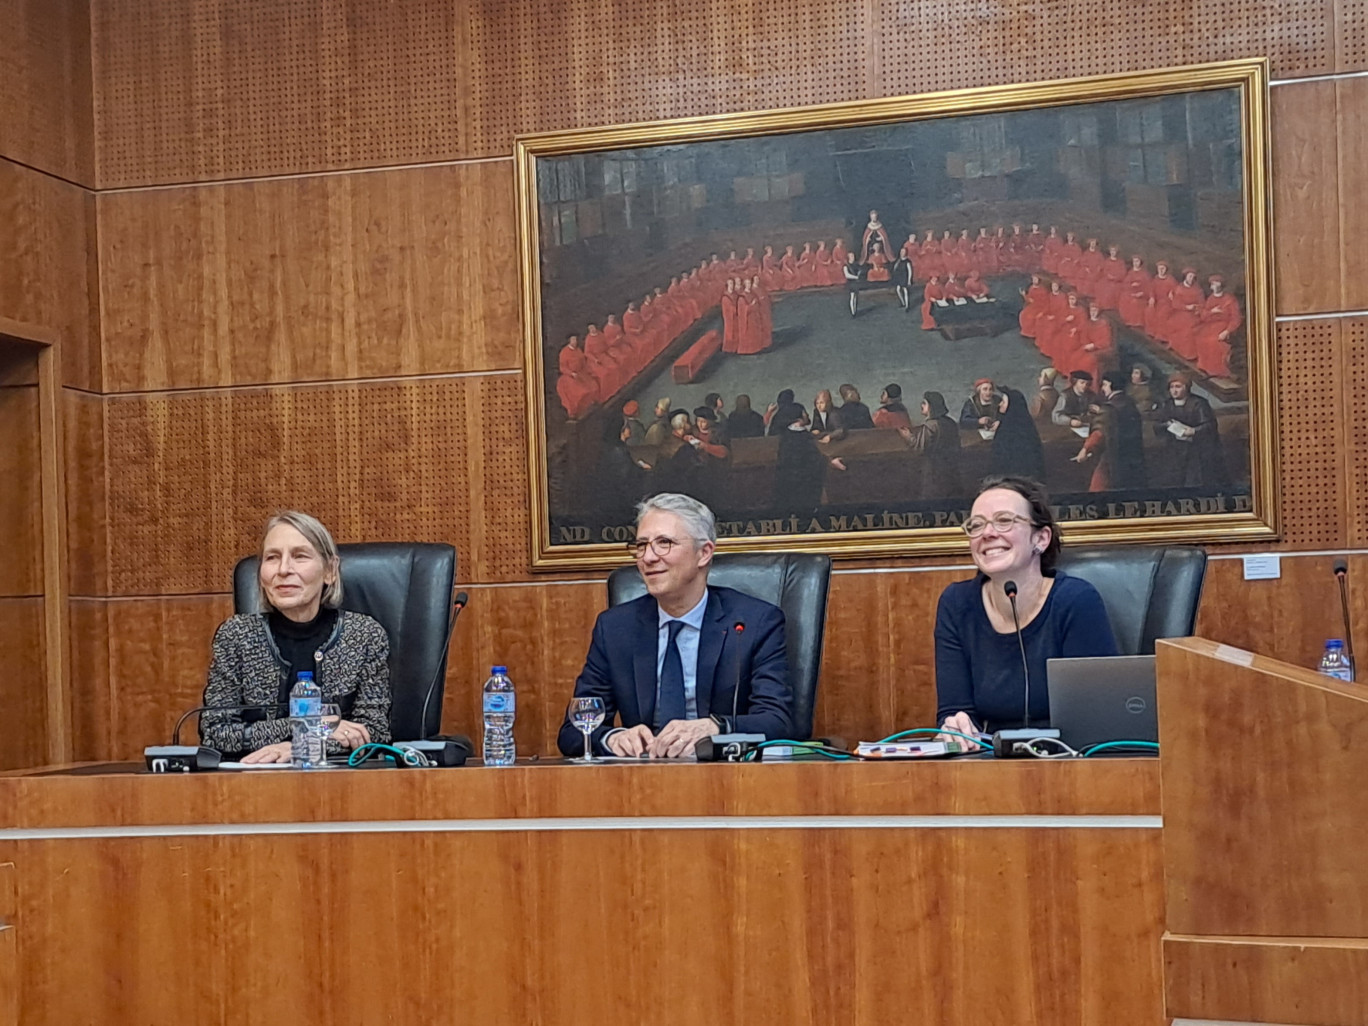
[656,619,687,729]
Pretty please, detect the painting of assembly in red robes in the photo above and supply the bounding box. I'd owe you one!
[517,61,1276,566]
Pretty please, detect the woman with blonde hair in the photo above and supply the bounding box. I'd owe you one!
[199,511,391,763]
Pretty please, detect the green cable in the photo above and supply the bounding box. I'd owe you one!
[1081,740,1159,757]
[876,727,985,749]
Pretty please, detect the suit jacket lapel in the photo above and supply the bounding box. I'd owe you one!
[634,599,658,726]
[695,588,726,717]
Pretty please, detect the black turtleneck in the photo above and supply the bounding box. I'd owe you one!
[268,607,338,706]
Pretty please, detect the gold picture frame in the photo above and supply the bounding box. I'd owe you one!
[516,59,1276,570]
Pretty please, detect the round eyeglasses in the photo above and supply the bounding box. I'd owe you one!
[626,536,680,559]
[962,512,1033,538]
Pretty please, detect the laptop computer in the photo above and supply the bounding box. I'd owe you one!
[1046,655,1159,751]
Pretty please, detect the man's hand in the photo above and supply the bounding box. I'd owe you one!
[936,712,983,752]
[604,724,654,757]
[649,718,716,759]
[242,741,292,764]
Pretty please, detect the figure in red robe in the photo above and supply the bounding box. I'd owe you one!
[1194,275,1243,378]
[1146,262,1176,344]
[752,276,773,349]
[1095,245,1126,310]
[861,210,893,263]
[1050,292,1087,374]
[583,323,622,397]
[1075,239,1104,300]
[942,272,967,301]
[1041,226,1063,275]
[1058,232,1083,288]
[1167,269,1204,361]
[797,242,818,288]
[735,280,772,355]
[779,245,800,291]
[1033,281,1069,360]
[921,276,945,330]
[720,279,740,354]
[1024,224,1046,272]
[831,239,848,275]
[1018,274,1049,338]
[963,269,990,301]
[865,240,891,282]
[973,227,999,277]
[556,335,598,418]
[1066,303,1115,382]
[916,231,942,284]
[1117,256,1152,330]
[813,241,837,286]
[758,246,779,292]
[1004,224,1026,273]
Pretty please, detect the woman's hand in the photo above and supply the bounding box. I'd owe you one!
[937,712,983,751]
[329,719,372,750]
[242,741,292,764]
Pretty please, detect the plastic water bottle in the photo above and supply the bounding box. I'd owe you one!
[482,665,516,766]
[289,671,325,768]
[1318,639,1355,682]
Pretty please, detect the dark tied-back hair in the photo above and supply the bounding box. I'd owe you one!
[975,474,1062,573]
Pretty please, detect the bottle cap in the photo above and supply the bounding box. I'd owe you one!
[1327,639,1344,648]
[298,670,315,679]
[491,665,507,674]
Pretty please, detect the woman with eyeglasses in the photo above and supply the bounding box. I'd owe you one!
[934,475,1117,748]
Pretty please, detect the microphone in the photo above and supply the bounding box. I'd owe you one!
[730,621,746,726]
[697,620,763,762]
[145,701,288,773]
[1333,559,1356,680]
[416,591,469,740]
[1003,580,1029,727]
[990,579,1060,757]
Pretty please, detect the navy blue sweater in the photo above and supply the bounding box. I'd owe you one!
[933,571,1118,730]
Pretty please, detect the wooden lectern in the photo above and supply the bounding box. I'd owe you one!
[1158,637,1368,1026]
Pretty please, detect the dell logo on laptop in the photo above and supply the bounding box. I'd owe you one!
[1125,696,1148,715]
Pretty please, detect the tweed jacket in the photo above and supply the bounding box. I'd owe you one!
[199,611,391,756]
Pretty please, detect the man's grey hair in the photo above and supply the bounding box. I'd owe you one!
[258,510,343,609]
[669,411,691,432]
[635,493,717,546]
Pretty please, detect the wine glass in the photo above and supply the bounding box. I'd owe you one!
[311,703,342,768]
[568,697,605,762]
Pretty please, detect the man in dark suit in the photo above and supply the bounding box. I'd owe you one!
[557,493,793,759]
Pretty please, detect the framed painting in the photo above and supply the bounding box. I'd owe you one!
[516,58,1276,569]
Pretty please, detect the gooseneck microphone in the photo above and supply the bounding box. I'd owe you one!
[1333,560,1356,679]
[730,621,746,726]
[697,620,761,762]
[991,579,1060,757]
[1003,580,1030,727]
[146,701,288,772]
[417,591,469,739]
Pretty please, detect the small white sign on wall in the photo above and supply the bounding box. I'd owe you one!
[1242,554,1281,580]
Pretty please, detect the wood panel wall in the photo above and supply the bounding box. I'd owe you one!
[11,0,1365,761]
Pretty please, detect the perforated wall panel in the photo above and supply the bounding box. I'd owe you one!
[93,0,467,187]
[466,0,869,158]
[1343,317,1368,546]
[103,374,530,594]
[876,0,1335,98]
[1276,319,1345,548]
[1340,0,1368,70]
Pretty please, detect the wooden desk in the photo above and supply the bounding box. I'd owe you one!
[0,760,1163,1025]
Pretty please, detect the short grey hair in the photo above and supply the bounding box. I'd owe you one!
[635,493,717,546]
[258,510,343,609]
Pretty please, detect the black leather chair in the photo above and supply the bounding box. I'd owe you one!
[606,553,832,739]
[233,542,457,740]
[1054,545,1207,655]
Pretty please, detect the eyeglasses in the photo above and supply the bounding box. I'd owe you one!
[626,536,681,558]
[962,512,1033,538]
